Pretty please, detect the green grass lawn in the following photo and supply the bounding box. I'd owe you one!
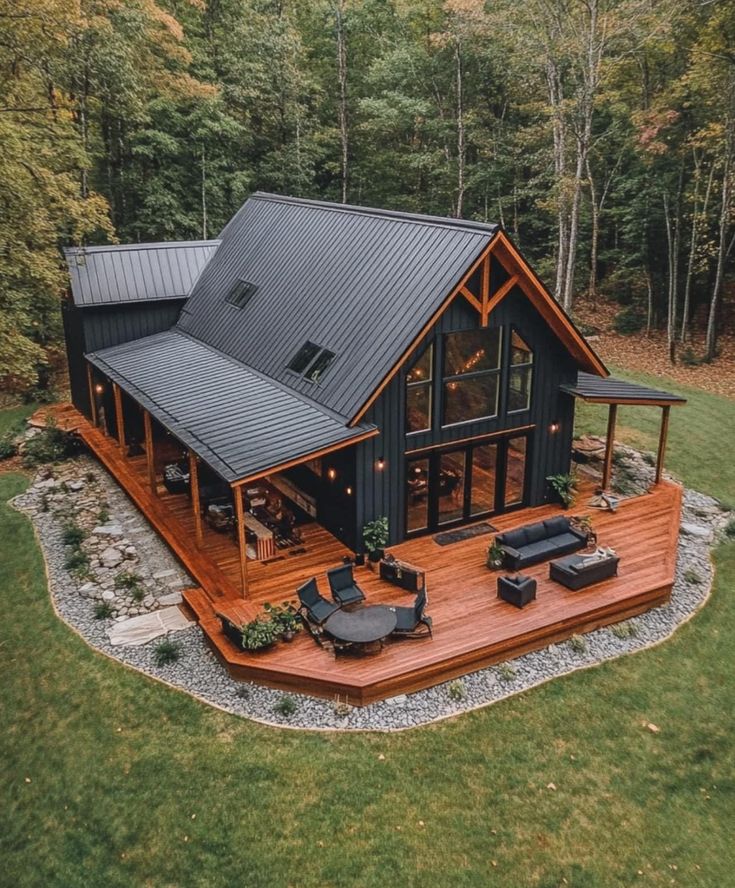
[2,377,734,887]
[0,402,37,439]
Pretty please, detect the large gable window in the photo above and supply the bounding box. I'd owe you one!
[507,329,534,412]
[442,328,502,426]
[225,279,257,309]
[406,344,433,434]
[287,342,337,383]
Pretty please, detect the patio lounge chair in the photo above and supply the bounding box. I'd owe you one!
[391,588,433,638]
[297,578,339,625]
[327,564,366,607]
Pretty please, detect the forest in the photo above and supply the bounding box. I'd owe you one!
[1,0,733,396]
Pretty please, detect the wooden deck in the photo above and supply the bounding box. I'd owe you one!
[42,405,683,705]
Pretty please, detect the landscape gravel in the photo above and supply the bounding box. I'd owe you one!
[13,453,731,732]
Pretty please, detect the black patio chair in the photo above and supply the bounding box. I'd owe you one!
[391,588,433,639]
[327,563,366,607]
[297,577,339,625]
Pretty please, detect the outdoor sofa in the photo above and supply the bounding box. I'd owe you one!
[495,516,587,570]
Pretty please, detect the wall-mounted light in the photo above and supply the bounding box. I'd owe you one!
[549,422,560,434]
[327,467,337,481]
[376,456,385,471]
[346,486,353,496]
[94,383,104,394]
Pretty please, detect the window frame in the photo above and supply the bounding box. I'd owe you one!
[507,326,534,414]
[441,327,503,428]
[405,343,434,435]
[225,279,258,309]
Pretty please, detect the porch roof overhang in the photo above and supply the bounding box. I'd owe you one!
[561,372,687,407]
[86,330,378,485]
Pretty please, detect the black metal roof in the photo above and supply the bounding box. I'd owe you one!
[87,331,377,483]
[562,372,687,406]
[65,240,220,308]
[177,193,499,421]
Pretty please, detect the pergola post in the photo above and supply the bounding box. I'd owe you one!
[189,452,203,543]
[86,364,99,427]
[112,382,126,456]
[143,410,157,495]
[601,403,618,491]
[233,484,248,597]
[655,405,671,485]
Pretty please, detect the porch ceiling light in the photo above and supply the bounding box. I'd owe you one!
[94,384,104,394]
[327,467,337,481]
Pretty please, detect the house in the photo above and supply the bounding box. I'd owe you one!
[60,193,686,703]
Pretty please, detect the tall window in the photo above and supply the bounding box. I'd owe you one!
[406,344,433,433]
[507,329,534,412]
[442,328,502,425]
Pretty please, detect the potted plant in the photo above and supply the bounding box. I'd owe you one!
[263,601,302,642]
[363,516,389,563]
[240,616,279,651]
[486,541,505,570]
[546,472,578,509]
[353,552,365,567]
[570,514,597,547]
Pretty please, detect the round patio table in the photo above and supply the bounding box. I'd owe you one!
[324,605,397,647]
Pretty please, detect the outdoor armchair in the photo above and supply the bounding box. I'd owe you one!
[391,588,433,638]
[327,564,366,607]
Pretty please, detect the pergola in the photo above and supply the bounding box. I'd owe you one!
[562,372,687,490]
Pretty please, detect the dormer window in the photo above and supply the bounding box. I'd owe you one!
[287,342,337,383]
[225,279,257,309]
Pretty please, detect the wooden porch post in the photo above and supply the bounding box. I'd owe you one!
[189,452,203,543]
[655,405,671,485]
[112,382,126,456]
[233,484,248,597]
[601,403,618,491]
[143,410,157,495]
[86,364,98,427]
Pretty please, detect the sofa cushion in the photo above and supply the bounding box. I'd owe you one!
[521,540,557,559]
[544,516,570,537]
[501,528,528,549]
[550,532,585,549]
[524,522,548,544]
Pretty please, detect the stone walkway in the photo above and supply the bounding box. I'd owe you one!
[12,454,732,732]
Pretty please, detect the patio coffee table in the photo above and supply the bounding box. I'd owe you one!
[324,605,397,650]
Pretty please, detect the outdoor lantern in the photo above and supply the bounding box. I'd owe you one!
[346,486,353,495]
[550,421,560,433]
[376,456,385,471]
[94,383,104,394]
[327,467,337,481]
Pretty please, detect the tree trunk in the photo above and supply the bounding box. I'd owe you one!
[201,145,208,240]
[546,58,568,302]
[454,36,465,218]
[335,0,349,204]
[706,149,732,361]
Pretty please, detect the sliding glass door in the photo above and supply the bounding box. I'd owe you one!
[405,432,530,536]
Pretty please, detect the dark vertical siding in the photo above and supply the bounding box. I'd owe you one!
[62,303,91,418]
[64,299,186,416]
[355,285,580,545]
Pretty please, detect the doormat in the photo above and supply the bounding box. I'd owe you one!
[433,522,496,546]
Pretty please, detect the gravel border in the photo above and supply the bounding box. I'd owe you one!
[11,456,732,732]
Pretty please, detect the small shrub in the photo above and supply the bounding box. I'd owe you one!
[85,470,97,483]
[611,621,638,640]
[568,634,587,654]
[447,679,466,702]
[22,422,81,467]
[0,433,18,460]
[64,550,89,571]
[94,601,114,620]
[683,568,702,585]
[680,346,700,367]
[641,451,656,467]
[130,585,145,602]
[97,507,110,524]
[114,571,141,590]
[273,695,298,717]
[332,696,353,717]
[613,305,645,335]
[153,639,180,667]
[498,663,516,682]
[724,518,735,539]
[235,685,251,700]
[62,523,86,547]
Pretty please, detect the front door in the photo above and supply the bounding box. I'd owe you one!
[405,432,530,536]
